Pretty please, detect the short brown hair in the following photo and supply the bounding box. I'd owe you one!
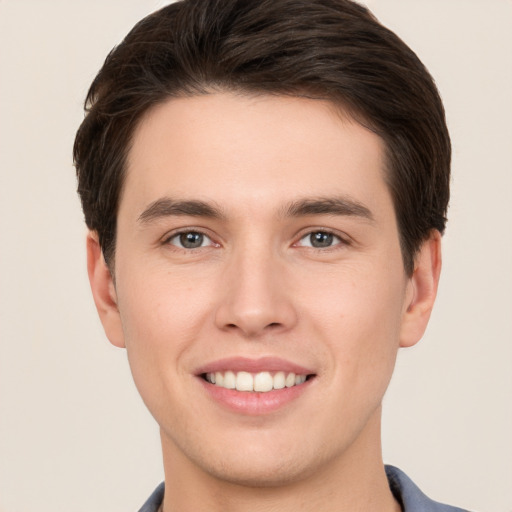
[74,0,450,275]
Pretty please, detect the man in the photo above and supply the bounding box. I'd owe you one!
[73,1,469,510]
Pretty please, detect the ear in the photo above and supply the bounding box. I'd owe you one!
[86,231,125,348]
[399,230,442,348]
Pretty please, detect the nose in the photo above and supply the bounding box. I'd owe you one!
[214,248,298,338]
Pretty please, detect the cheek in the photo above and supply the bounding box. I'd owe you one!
[299,257,405,332]
[118,262,214,342]
[115,268,216,408]
[298,260,406,385]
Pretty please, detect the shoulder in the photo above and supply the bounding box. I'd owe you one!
[385,465,473,512]
[138,469,473,512]
[137,482,164,512]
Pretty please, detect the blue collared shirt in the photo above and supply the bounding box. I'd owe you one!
[385,466,471,511]
[138,465,472,511]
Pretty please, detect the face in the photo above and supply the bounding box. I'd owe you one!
[88,92,440,487]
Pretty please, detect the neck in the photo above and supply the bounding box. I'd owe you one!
[160,407,400,512]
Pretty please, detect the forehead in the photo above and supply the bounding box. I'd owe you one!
[122,92,391,220]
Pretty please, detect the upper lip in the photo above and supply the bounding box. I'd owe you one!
[195,356,315,376]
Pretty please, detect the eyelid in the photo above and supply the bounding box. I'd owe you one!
[160,226,351,250]
[162,227,218,248]
[294,228,351,248]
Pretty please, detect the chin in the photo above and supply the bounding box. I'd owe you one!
[202,453,318,488]
[178,428,335,489]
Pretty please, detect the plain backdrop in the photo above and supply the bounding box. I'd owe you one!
[0,1,511,511]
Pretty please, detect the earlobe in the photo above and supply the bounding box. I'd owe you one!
[86,232,126,348]
[399,230,442,348]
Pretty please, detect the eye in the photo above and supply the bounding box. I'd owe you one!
[297,231,343,249]
[167,231,214,249]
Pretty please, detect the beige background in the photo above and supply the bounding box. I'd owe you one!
[0,1,511,510]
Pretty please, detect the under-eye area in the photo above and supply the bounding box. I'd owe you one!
[201,371,316,393]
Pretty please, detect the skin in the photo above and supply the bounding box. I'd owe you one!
[87,92,441,512]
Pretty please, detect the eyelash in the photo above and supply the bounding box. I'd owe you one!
[162,228,350,251]
[163,229,216,250]
[295,229,349,250]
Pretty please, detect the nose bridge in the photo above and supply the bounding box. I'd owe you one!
[215,235,297,337]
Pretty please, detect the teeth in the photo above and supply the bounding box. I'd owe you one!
[215,371,224,387]
[273,371,285,390]
[254,371,273,392]
[295,374,306,385]
[236,371,253,391]
[285,372,296,388]
[205,371,308,392]
[223,371,236,389]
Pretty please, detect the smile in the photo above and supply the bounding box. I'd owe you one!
[204,371,308,392]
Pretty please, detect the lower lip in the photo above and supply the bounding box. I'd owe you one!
[199,378,313,415]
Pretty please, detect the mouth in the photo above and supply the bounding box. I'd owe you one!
[201,370,312,393]
[195,357,316,414]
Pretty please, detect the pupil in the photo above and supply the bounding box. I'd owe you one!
[180,232,203,248]
[311,232,333,248]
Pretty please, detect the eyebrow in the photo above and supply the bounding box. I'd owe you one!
[137,195,374,224]
[138,198,226,224]
[282,196,374,222]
